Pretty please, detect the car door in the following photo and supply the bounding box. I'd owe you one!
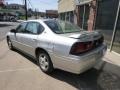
[19,21,44,57]
[11,22,27,50]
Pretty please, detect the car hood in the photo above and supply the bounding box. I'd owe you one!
[59,31,102,41]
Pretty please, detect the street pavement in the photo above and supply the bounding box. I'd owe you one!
[0,21,20,42]
[0,22,120,90]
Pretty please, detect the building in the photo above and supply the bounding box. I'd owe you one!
[33,11,46,19]
[4,4,25,15]
[58,0,120,54]
[58,0,76,23]
[38,12,46,17]
[0,3,26,20]
[0,3,25,17]
[95,0,120,54]
[46,10,58,18]
[58,0,95,30]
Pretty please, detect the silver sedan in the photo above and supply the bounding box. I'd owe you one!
[6,19,107,74]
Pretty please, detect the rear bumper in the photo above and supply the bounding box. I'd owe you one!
[53,44,107,74]
[73,44,107,74]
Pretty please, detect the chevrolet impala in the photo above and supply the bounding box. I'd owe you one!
[6,19,107,74]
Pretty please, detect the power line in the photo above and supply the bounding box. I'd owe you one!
[28,0,34,9]
[21,0,34,9]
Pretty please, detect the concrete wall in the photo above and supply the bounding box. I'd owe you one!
[58,0,75,13]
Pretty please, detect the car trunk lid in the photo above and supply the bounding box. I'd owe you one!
[60,31,102,41]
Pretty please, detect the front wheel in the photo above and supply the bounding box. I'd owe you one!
[7,38,14,50]
[37,51,53,74]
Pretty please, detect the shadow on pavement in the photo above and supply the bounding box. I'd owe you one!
[14,49,120,90]
[50,68,101,90]
[13,49,38,66]
[0,24,13,27]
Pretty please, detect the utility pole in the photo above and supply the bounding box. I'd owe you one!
[35,9,37,19]
[110,0,120,51]
[24,0,28,20]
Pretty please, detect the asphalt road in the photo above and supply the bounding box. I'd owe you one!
[0,22,20,41]
[0,22,120,90]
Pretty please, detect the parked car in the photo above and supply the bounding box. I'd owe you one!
[6,19,107,74]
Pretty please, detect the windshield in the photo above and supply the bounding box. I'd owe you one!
[44,20,81,34]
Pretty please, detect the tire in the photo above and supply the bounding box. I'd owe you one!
[7,38,14,50]
[37,51,53,74]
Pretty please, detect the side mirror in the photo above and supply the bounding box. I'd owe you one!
[10,29,16,33]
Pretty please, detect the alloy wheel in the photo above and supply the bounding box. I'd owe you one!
[39,54,49,71]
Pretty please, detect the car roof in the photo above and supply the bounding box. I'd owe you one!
[23,19,56,23]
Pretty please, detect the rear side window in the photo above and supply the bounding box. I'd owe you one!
[25,22,44,34]
[45,20,63,34]
[26,22,38,34]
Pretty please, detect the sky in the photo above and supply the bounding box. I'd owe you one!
[6,0,58,12]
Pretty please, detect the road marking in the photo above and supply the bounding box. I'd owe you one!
[0,67,39,73]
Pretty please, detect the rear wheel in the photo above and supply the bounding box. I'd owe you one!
[7,38,14,50]
[37,51,53,74]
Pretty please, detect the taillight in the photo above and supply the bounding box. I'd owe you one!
[70,41,93,55]
[70,36,104,55]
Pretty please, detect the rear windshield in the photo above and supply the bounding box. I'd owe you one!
[44,20,81,34]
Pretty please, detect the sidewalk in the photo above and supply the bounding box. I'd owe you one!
[103,50,120,67]
[94,50,120,90]
[101,50,120,77]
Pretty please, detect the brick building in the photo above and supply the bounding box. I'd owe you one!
[46,10,58,18]
[58,0,120,54]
